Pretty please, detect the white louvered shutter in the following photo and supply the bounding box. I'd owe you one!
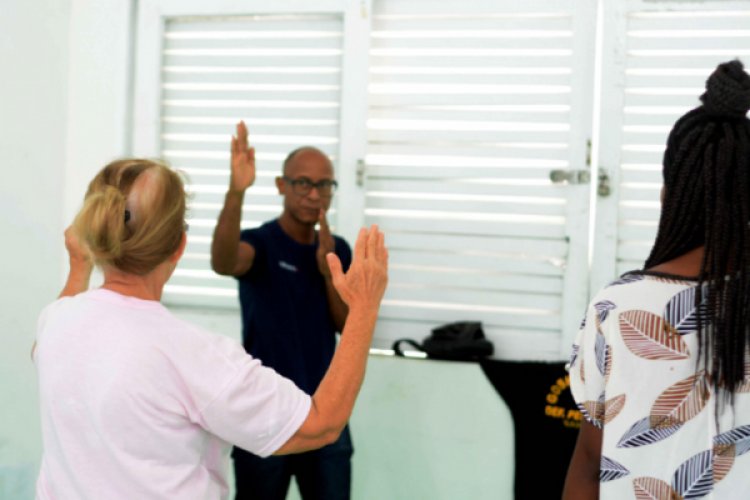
[142,14,346,308]
[592,1,750,293]
[364,0,598,359]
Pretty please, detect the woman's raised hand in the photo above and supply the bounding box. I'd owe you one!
[64,225,91,266]
[326,225,388,313]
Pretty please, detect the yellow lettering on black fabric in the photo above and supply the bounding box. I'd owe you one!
[544,375,580,429]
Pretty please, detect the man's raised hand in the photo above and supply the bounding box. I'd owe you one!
[229,121,255,193]
[316,209,336,279]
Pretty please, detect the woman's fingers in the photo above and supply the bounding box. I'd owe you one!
[376,229,386,263]
[366,224,380,261]
[353,227,367,263]
[326,252,352,306]
[352,225,389,265]
[326,252,344,283]
[331,225,389,310]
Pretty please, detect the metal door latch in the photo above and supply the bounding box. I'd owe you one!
[549,169,591,185]
[597,168,611,197]
[356,159,365,187]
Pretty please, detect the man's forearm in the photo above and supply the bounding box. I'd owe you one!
[211,190,245,274]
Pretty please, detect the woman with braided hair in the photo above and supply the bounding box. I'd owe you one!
[563,60,750,499]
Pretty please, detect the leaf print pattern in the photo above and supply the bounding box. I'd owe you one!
[713,443,734,483]
[620,310,690,360]
[607,273,645,288]
[671,450,713,499]
[714,425,750,446]
[577,403,601,429]
[595,334,607,376]
[650,373,709,429]
[647,275,692,285]
[569,344,579,370]
[580,354,585,384]
[663,286,709,335]
[617,416,682,448]
[633,477,680,500]
[714,425,750,457]
[600,456,630,482]
[579,393,605,429]
[710,426,750,483]
[604,394,626,424]
[616,374,709,449]
[595,300,617,326]
[571,278,750,498]
[737,439,750,457]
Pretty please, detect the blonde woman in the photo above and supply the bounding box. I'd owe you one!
[33,159,388,499]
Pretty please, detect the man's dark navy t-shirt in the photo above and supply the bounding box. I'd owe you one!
[237,219,352,395]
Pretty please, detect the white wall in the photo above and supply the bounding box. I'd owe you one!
[0,0,134,497]
[0,0,72,496]
[0,1,516,498]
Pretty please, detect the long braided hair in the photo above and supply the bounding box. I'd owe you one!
[644,59,750,395]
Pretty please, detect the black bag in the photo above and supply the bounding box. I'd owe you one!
[392,321,494,361]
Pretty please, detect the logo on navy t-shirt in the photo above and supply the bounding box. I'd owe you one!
[278,260,298,272]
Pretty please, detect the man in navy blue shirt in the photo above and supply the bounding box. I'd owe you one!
[211,121,353,499]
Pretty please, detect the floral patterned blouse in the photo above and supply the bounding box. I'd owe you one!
[569,272,750,499]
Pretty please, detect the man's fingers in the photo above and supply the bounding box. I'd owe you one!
[318,209,328,230]
[237,121,248,148]
[318,209,333,243]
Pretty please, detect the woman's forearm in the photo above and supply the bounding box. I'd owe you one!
[312,307,377,427]
[59,259,93,298]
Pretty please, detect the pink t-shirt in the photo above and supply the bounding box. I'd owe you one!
[34,288,311,500]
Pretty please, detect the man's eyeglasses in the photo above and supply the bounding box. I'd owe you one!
[283,177,338,198]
